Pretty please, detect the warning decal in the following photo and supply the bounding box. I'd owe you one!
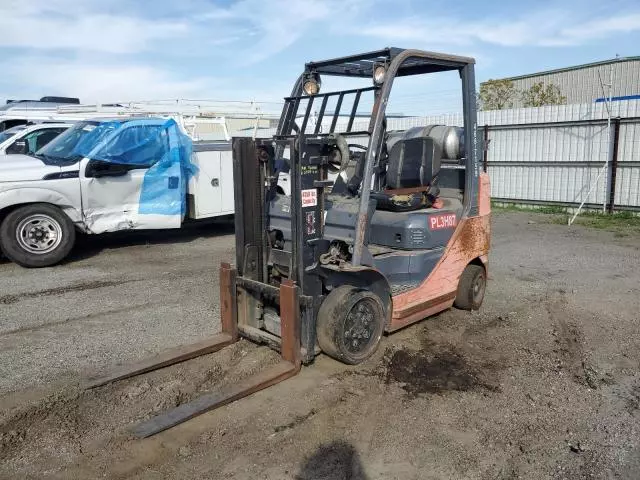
[306,211,316,235]
[429,213,457,230]
[301,189,318,207]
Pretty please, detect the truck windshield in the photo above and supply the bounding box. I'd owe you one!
[0,131,15,144]
[0,126,27,144]
[35,121,118,166]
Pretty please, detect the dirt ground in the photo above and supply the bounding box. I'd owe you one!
[1,211,639,479]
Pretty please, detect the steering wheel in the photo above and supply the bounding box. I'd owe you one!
[347,143,367,151]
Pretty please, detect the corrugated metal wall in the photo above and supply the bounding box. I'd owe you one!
[239,100,640,211]
[482,101,640,209]
[502,58,640,107]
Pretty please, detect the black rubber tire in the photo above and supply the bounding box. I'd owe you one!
[317,285,385,365]
[454,264,486,310]
[0,204,76,268]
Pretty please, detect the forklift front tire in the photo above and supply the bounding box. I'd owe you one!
[454,264,486,310]
[317,285,385,365]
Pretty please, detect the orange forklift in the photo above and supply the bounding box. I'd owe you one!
[88,48,491,437]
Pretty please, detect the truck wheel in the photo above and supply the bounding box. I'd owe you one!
[454,264,486,310]
[0,204,76,268]
[317,285,385,365]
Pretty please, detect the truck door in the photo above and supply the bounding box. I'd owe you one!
[187,145,234,219]
[79,122,185,234]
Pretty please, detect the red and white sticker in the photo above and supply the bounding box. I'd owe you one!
[306,211,316,235]
[301,189,317,207]
[429,213,457,230]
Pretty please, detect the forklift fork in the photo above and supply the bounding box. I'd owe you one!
[85,262,301,438]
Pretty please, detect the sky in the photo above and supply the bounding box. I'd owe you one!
[1,0,639,116]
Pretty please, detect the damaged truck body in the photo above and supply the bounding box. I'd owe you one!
[0,117,235,267]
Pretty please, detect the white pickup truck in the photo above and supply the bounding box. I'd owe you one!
[0,117,235,268]
[0,123,71,157]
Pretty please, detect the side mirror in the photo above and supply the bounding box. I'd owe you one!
[85,160,131,178]
[6,139,28,155]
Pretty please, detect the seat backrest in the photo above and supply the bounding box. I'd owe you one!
[386,135,441,190]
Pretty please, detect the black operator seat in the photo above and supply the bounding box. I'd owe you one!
[368,127,464,251]
[371,127,442,212]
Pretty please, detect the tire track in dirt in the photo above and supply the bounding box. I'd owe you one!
[0,279,137,305]
[0,302,155,337]
[545,292,605,389]
[0,341,276,473]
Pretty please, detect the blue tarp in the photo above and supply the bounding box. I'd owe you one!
[82,118,196,216]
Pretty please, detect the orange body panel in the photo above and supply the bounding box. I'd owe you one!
[479,173,491,217]
[388,173,491,330]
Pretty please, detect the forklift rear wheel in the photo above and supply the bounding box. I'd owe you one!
[454,264,486,310]
[317,285,385,365]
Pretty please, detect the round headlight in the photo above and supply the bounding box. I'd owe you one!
[302,78,320,95]
[373,65,386,85]
[302,72,320,95]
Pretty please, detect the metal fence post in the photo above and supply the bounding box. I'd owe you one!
[607,118,621,214]
[482,124,489,173]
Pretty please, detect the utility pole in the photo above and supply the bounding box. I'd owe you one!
[603,54,620,213]
[569,54,618,225]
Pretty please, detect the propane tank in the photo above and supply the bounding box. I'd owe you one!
[389,125,464,160]
[423,125,464,160]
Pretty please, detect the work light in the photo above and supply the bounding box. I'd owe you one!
[373,64,387,85]
[303,73,321,95]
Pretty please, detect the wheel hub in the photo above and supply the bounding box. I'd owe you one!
[343,299,377,354]
[16,214,63,255]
